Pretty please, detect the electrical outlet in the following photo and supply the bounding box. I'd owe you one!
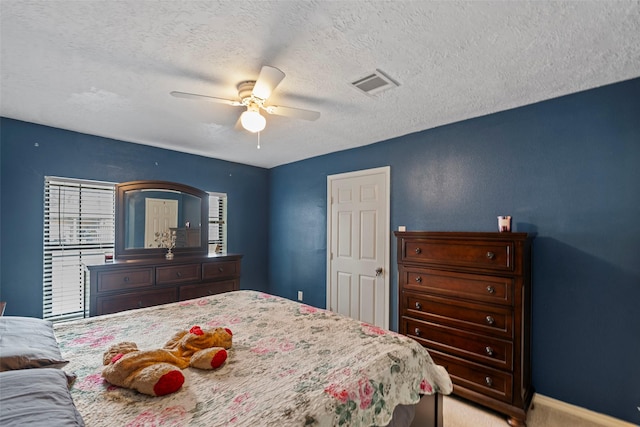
[297,291,303,301]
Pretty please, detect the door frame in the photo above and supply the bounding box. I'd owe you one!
[326,166,391,328]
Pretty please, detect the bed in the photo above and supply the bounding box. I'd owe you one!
[51,290,452,426]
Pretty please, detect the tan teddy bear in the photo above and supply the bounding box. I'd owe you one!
[102,326,232,396]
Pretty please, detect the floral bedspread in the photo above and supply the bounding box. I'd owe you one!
[54,290,452,427]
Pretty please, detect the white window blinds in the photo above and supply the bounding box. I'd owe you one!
[43,177,115,321]
[208,192,227,254]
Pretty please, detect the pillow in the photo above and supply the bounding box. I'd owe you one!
[0,316,68,371]
[0,368,85,426]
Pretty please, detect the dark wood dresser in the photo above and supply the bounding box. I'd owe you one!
[87,254,242,317]
[395,232,533,426]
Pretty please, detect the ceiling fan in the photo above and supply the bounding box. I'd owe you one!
[170,65,321,133]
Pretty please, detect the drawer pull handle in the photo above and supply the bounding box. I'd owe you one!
[123,276,130,283]
[415,276,423,283]
[486,285,495,294]
[176,272,182,278]
[485,315,495,325]
[485,346,494,356]
[485,376,493,387]
[415,302,422,310]
[137,300,143,308]
[414,327,422,336]
[486,251,495,260]
[414,247,422,254]
[219,267,224,273]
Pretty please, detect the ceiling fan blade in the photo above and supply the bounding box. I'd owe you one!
[266,105,321,121]
[170,91,243,106]
[252,66,285,100]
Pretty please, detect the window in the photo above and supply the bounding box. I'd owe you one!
[208,192,227,254]
[43,177,227,321]
[43,177,115,321]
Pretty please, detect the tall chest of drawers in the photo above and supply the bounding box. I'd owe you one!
[395,232,533,426]
[87,254,242,317]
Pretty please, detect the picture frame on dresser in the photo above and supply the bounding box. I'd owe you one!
[394,231,534,427]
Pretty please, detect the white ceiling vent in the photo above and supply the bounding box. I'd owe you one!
[351,69,399,96]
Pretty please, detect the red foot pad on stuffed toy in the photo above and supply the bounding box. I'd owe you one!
[153,370,185,396]
[210,349,227,369]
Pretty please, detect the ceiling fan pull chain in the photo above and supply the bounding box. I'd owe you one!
[257,132,261,150]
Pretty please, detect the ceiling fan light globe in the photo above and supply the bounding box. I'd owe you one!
[240,110,266,133]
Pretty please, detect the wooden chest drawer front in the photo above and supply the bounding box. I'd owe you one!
[403,238,514,272]
[156,264,201,285]
[179,280,238,301]
[403,293,513,338]
[96,288,177,316]
[97,268,153,292]
[402,268,513,306]
[429,350,513,403]
[202,261,238,279]
[403,318,513,371]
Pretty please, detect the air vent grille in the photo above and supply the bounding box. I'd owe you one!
[351,69,399,96]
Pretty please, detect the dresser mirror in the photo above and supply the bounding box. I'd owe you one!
[114,180,208,259]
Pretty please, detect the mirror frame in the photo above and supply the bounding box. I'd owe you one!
[114,180,209,260]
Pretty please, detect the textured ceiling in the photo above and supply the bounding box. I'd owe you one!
[1,1,639,168]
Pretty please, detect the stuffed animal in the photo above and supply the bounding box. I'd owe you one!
[102,326,232,396]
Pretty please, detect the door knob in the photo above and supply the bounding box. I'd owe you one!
[375,267,383,277]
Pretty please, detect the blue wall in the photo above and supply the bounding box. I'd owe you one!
[0,118,270,317]
[269,78,640,423]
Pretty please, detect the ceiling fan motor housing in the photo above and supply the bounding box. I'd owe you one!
[237,81,258,103]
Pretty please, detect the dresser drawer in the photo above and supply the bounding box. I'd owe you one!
[179,280,238,301]
[429,349,513,403]
[202,261,239,279]
[97,268,153,292]
[95,288,177,316]
[402,237,515,272]
[156,263,201,285]
[401,267,513,306]
[403,317,513,370]
[403,292,513,338]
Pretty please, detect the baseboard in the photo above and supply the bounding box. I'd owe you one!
[533,393,636,427]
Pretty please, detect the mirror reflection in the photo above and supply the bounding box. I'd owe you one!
[123,189,202,249]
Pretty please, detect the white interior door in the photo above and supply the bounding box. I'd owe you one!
[326,166,390,329]
[144,198,178,248]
